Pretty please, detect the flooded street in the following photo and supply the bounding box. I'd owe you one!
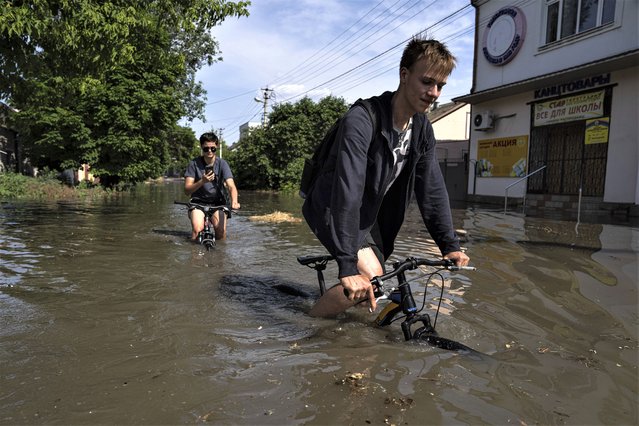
[1,180,637,425]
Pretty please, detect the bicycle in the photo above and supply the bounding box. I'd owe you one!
[297,254,478,352]
[174,199,232,251]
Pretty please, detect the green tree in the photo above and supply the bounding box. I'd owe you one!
[0,0,250,186]
[228,95,349,191]
[166,125,199,177]
[227,126,272,189]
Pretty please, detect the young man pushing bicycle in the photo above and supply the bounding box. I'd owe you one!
[302,37,470,317]
[184,132,240,240]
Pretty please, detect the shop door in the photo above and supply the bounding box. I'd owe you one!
[528,122,606,196]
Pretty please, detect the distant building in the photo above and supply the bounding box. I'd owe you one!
[239,122,261,141]
[455,0,638,219]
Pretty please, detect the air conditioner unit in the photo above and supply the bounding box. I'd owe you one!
[473,111,494,131]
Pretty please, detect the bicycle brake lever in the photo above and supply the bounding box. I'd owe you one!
[342,279,385,299]
[375,294,388,303]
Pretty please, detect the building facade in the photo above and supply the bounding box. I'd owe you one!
[239,121,261,141]
[428,102,472,202]
[455,0,638,218]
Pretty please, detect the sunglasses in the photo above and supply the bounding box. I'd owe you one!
[202,146,217,153]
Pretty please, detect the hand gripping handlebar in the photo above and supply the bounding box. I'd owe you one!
[343,257,475,299]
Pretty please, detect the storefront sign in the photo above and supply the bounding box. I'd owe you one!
[477,135,529,177]
[585,117,610,144]
[534,74,610,99]
[482,6,526,66]
[534,90,604,126]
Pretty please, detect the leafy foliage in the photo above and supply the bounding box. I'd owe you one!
[0,0,250,186]
[0,171,111,200]
[227,95,349,191]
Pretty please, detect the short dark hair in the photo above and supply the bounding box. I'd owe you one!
[399,37,456,77]
[199,132,219,145]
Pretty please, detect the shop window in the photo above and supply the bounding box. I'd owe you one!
[544,0,616,44]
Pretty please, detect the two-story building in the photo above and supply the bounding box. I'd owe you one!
[455,0,638,220]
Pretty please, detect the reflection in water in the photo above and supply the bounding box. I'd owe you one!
[0,181,637,425]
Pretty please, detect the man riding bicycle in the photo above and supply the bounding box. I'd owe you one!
[184,132,240,241]
[302,37,470,317]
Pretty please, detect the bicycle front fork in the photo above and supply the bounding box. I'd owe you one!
[396,271,436,341]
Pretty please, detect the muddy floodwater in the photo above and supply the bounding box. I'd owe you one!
[0,181,637,425]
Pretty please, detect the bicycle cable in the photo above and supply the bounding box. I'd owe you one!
[386,268,446,326]
[420,271,445,329]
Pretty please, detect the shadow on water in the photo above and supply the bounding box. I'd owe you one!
[219,273,314,315]
[215,274,321,345]
[151,228,191,239]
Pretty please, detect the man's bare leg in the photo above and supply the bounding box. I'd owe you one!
[308,247,383,318]
[189,209,205,240]
[212,210,227,240]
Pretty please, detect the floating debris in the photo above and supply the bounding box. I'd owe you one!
[248,211,302,223]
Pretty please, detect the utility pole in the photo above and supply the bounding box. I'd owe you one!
[217,127,224,158]
[254,87,275,126]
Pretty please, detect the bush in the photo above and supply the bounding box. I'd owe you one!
[0,172,110,200]
[0,172,29,198]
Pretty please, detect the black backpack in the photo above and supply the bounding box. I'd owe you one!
[299,98,380,199]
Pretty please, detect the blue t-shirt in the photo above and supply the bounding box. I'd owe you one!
[184,156,233,203]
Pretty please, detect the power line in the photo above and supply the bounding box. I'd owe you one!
[279,3,473,104]
[205,89,257,106]
[308,0,439,90]
[202,1,476,140]
[267,0,389,86]
[276,0,422,90]
[326,19,474,98]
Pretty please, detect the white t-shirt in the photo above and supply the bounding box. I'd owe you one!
[385,117,413,193]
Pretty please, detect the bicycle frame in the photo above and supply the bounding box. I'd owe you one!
[175,200,231,251]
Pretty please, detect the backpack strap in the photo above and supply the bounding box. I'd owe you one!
[213,157,229,204]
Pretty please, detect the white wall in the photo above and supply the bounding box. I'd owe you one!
[469,92,533,198]
[432,104,471,141]
[475,1,638,92]
[604,67,639,204]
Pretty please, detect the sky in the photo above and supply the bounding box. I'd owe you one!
[185,0,476,143]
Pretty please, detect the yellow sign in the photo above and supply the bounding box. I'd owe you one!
[585,117,609,144]
[477,135,529,177]
[534,90,605,126]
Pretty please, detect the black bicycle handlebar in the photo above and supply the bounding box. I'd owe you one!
[174,201,233,217]
[376,257,475,283]
[344,257,475,298]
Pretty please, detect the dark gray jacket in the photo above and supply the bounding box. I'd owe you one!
[302,91,460,277]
